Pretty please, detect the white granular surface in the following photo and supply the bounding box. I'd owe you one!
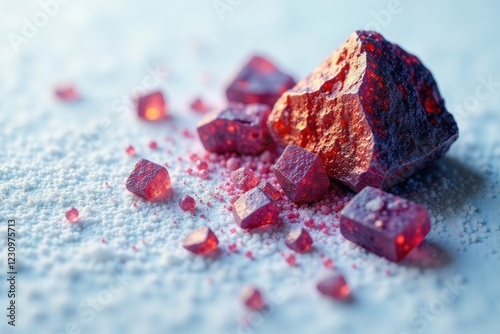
[1,1,499,334]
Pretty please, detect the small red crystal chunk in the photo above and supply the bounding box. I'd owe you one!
[182,226,219,254]
[340,186,431,262]
[126,159,171,201]
[257,181,282,201]
[242,286,265,311]
[226,55,296,107]
[179,195,196,211]
[136,91,167,121]
[233,188,280,229]
[197,103,271,155]
[190,97,211,113]
[274,145,330,203]
[125,145,136,156]
[267,31,459,192]
[55,84,79,101]
[233,166,259,191]
[285,227,313,253]
[65,207,79,223]
[317,272,351,301]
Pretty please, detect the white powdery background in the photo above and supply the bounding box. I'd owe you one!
[0,1,499,334]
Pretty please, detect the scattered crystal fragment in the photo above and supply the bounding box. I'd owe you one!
[233,188,280,229]
[267,30,459,192]
[242,286,265,311]
[126,159,171,201]
[55,84,79,101]
[197,103,271,155]
[190,97,211,113]
[257,181,282,201]
[285,227,313,252]
[125,145,136,156]
[226,55,296,107]
[179,195,196,211]
[340,186,431,262]
[316,272,351,301]
[182,227,219,254]
[136,91,167,121]
[65,207,79,223]
[274,145,330,203]
[233,166,259,191]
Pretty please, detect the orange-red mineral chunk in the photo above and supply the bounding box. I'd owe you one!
[126,159,171,201]
[136,91,167,121]
[182,227,219,254]
[233,188,279,229]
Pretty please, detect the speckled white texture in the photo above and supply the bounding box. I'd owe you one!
[1,1,499,334]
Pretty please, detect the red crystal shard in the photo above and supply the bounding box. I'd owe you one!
[257,181,282,201]
[233,166,259,191]
[136,91,167,121]
[285,227,313,253]
[242,286,265,311]
[179,195,196,211]
[126,159,171,201]
[226,55,296,107]
[317,272,351,301]
[340,186,431,262]
[233,188,280,229]
[274,145,330,203]
[182,226,219,254]
[197,103,271,155]
[267,31,459,192]
[65,207,79,223]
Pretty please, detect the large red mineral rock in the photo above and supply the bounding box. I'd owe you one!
[267,31,459,192]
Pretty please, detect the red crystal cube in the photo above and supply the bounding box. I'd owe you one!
[267,31,458,192]
[317,272,351,301]
[285,228,313,253]
[340,186,431,262]
[126,159,171,201]
[274,145,330,203]
[197,103,271,155]
[182,227,219,254]
[241,286,265,311]
[233,166,259,191]
[226,55,296,107]
[136,91,167,121]
[233,188,280,229]
[257,181,282,201]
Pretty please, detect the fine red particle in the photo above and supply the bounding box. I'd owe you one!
[285,228,313,253]
[199,169,210,180]
[182,226,219,254]
[226,55,296,107]
[317,272,351,301]
[257,182,282,201]
[233,188,280,229]
[65,207,79,223]
[136,91,167,121]
[228,243,238,253]
[274,145,330,203]
[323,258,334,269]
[190,97,211,113]
[126,159,171,201]
[285,254,297,266]
[197,103,272,155]
[125,145,136,156]
[304,218,315,228]
[233,166,259,191]
[54,84,80,101]
[196,160,208,170]
[149,141,158,150]
[179,195,196,211]
[340,186,431,262]
[242,286,265,311]
[267,30,459,192]
[245,251,253,259]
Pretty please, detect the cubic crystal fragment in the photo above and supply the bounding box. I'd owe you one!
[126,159,171,201]
[197,103,271,155]
[233,166,259,191]
[273,145,330,203]
[285,227,313,252]
[340,186,431,262]
[316,272,351,301]
[233,188,280,229]
[226,55,296,107]
[182,227,219,254]
[257,181,282,201]
[267,30,459,192]
[136,91,167,121]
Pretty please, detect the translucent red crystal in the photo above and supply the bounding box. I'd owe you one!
[316,272,351,301]
[226,55,296,107]
[285,227,313,253]
[136,91,167,121]
[242,286,265,311]
[340,186,431,262]
[126,159,171,201]
[179,195,196,211]
[197,103,271,155]
[257,181,282,201]
[267,30,459,192]
[65,207,79,223]
[233,188,280,229]
[273,145,330,203]
[233,166,259,191]
[182,226,219,254]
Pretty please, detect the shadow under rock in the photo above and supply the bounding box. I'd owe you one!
[400,241,453,269]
